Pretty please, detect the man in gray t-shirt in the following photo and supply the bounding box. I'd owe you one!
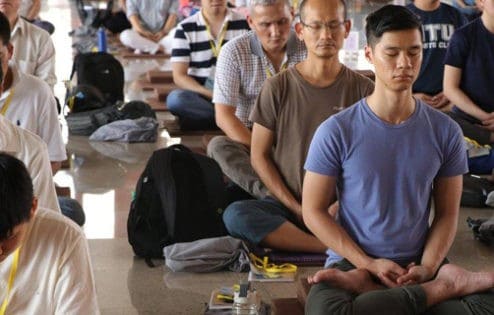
[222,0,373,253]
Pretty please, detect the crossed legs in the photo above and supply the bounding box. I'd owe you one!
[306,260,494,315]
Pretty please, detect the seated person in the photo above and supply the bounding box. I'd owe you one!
[302,6,494,314]
[406,0,467,111]
[0,114,59,213]
[208,0,307,199]
[18,0,54,34]
[0,153,99,314]
[0,0,56,89]
[119,0,178,55]
[0,11,65,173]
[444,0,494,146]
[222,0,373,253]
[166,0,250,130]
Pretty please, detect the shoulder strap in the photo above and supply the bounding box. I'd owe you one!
[149,144,193,239]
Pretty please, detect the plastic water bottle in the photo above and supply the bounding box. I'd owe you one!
[231,296,258,315]
[97,27,107,53]
[231,284,259,315]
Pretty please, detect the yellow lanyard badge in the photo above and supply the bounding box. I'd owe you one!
[0,248,20,315]
[205,20,229,58]
[249,253,297,274]
[265,62,288,78]
[0,89,15,116]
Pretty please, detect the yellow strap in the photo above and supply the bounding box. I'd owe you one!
[205,20,229,58]
[249,253,297,274]
[465,136,491,149]
[0,89,15,116]
[265,62,288,78]
[0,248,20,315]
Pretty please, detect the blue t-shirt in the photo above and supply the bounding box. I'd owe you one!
[406,3,467,95]
[305,99,468,267]
[445,18,494,113]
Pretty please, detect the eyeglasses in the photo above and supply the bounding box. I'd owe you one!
[300,20,346,33]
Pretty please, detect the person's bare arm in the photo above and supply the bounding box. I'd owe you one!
[119,0,127,12]
[215,104,251,147]
[251,123,301,215]
[444,65,488,120]
[25,0,41,20]
[302,171,407,284]
[397,175,462,285]
[172,62,213,99]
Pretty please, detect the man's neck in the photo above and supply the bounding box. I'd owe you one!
[481,14,494,34]
[295,56,343,87]
[2,67,13,92]
[264,47,287,72]
[366,84,415,125]
[7,15,18,31]
[414,0,440,11]
[202,7,227,35]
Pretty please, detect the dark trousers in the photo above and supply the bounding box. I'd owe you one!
[448,109,491,145]
[305,259,494,315]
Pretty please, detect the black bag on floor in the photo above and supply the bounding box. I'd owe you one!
[466,217,494,246]
[461,174,494,208]
[127,144,228,262]
[70,51,124,105]
[65,105,122,136]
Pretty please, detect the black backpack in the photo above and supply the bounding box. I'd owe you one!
[70,52,124,105]
[127,144,228,263]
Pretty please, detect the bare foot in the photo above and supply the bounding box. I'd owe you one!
[308,268,383,294]
[435,264,494,298]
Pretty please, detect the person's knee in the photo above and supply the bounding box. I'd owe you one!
[206,136,229,158]
[223,202,246,235]
[306,283,337,315]
[119,29,133,46]
[166,90,189,115]
[222,201,258,241]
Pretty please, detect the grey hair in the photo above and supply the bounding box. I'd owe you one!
[248,0,291,16]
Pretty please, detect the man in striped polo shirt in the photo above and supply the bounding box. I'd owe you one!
[166,0,250,130]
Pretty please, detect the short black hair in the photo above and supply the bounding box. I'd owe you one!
[0,154,33,240]
[0,11,11,46]
[299,0,347,22]
[365,5,422,47]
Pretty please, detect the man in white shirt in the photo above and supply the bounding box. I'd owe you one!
[0,153,99,314]
[0,0,56,89]
[0,11,65,173]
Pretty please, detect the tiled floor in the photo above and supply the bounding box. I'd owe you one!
[40,0,494,314]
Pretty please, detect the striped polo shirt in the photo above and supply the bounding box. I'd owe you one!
[171,9,250,85]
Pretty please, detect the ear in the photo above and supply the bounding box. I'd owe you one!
[7,43,13,60]
[247,14,255,29]
[364,45,373,64]
[343,20,351,39]
[294,21,304,40]
[29,197,38,219]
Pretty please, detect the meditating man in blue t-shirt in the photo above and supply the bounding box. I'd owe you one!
[444,0,494,145]
[302,5,494,315]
